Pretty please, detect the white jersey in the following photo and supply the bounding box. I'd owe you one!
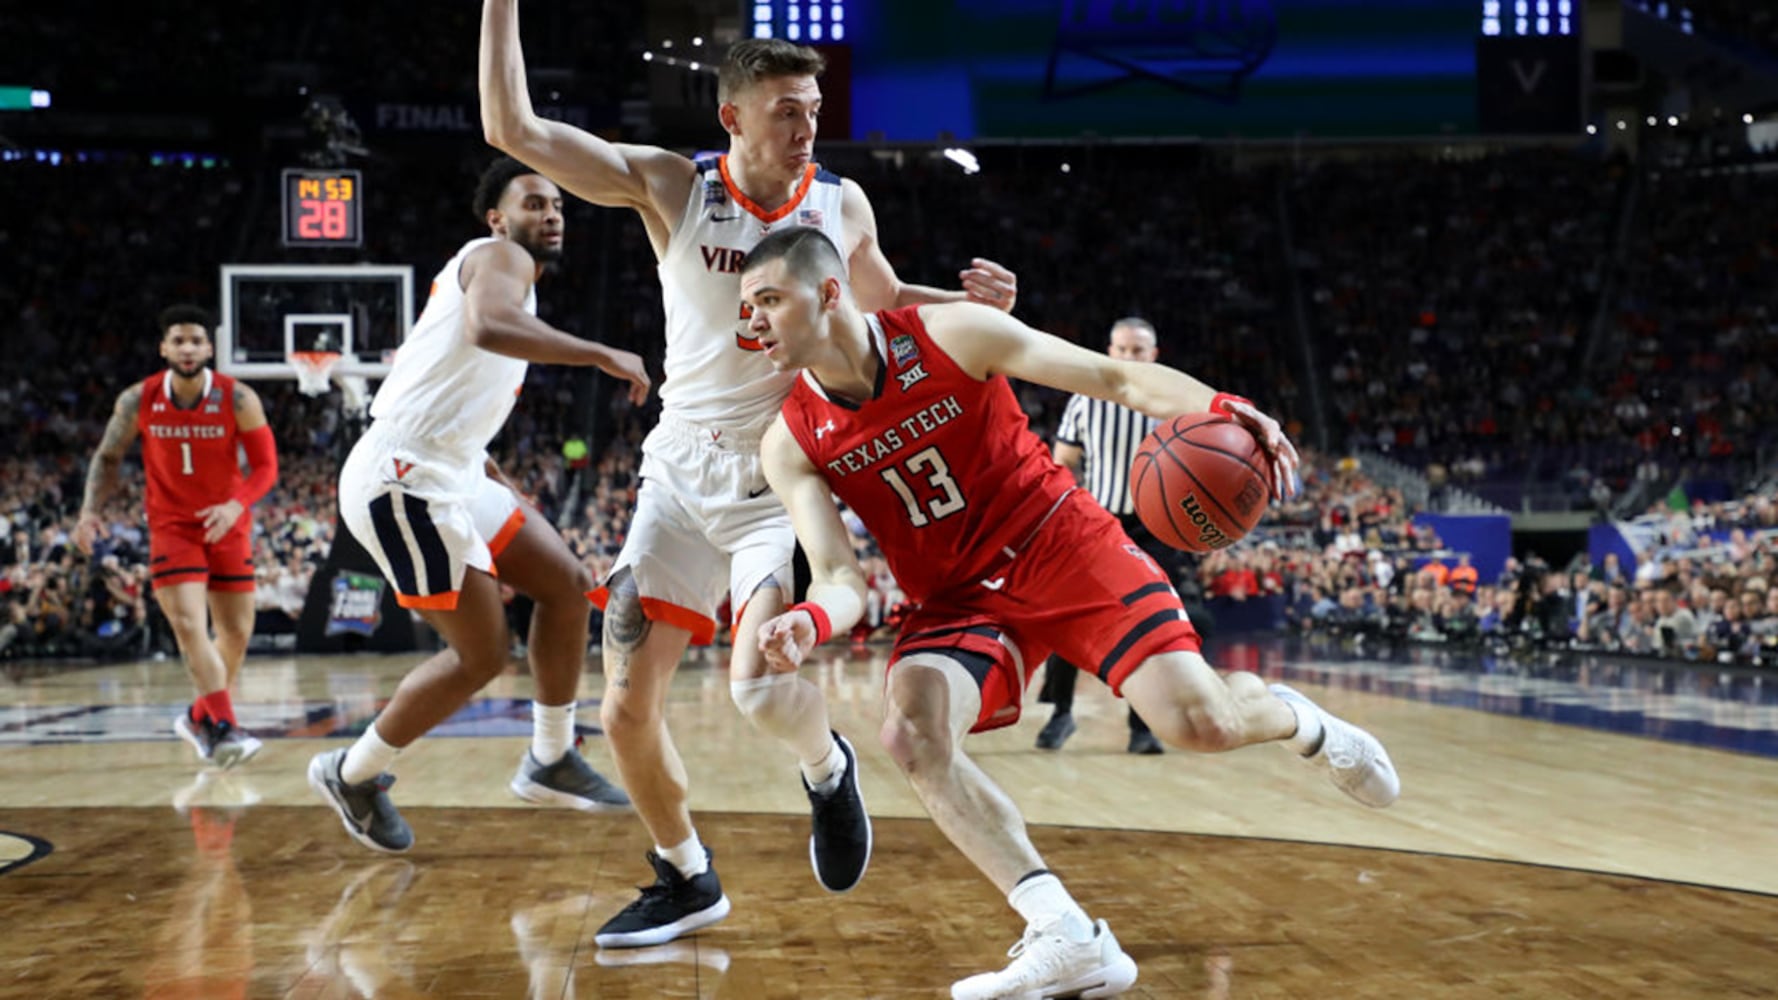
[369,237,533,473]
[655,155,848,437]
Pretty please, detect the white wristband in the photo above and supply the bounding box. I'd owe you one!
[804,581,865,635]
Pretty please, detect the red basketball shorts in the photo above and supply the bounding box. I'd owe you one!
[889,491,1201,734]
[149,519,254,593]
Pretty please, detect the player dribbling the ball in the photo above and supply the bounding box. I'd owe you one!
[743,227,1400,1000]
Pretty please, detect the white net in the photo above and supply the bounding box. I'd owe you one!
[289,351,342,397]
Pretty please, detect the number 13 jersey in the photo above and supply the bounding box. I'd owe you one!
[779,305,1075,604]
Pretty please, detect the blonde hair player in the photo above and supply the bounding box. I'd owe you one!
[742,227,1398,1000]
[481,1,1021,948]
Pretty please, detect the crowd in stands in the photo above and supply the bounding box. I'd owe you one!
[1191,454,1778,668]
[1287,149,1778,511]
[5,83,1777,665]
[11,0,643,103]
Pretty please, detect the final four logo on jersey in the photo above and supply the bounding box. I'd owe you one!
[889,333,919,366]
[702,174,727,207]
[203,388,223,414]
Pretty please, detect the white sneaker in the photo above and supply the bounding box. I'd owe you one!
[1270,683,1400,808]
[951,917,1137,1000]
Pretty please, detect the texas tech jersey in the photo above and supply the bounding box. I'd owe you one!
[137,369,243,528]
[657,155,847,436]
[780,306,1076,603]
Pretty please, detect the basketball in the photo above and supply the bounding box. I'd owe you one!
[1130,414,1273,553]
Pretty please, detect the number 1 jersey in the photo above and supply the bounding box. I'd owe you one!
[779,305,1075,604]
[136,369,245,530]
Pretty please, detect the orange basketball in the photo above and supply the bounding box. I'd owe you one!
[1130,414,1272,553]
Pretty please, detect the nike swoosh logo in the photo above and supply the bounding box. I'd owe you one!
[711,213,740,222]
[747,485,771,499]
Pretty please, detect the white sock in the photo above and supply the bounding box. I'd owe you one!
[1282,696,1325,757]
[804,737,847,796]
[340,722,402,785]
[532,701,575,765]
[730,673,836,772]
[1008,872,1094,942]
[656,834,708,879]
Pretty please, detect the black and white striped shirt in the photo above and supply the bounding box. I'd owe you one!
[1055,395,1157,515]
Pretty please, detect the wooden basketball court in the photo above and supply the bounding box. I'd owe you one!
[3,639,1776,998]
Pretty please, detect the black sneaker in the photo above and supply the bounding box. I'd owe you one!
[1035,711,1076,751]
[594,849,731,949]
[509,745,632,812]
[307,748,414,854]
[805,732,871,893]
[1126,729,1164,755]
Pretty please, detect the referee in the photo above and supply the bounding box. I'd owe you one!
[1036,317,1175,754]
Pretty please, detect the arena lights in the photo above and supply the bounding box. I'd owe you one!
[1586,124,1597,134]
[642,37,718,77]
[754,2,846,42]
[1747,113,1757,124]
[0,148,226,167]
[1480,0,1574,36]
[942,148,980,175]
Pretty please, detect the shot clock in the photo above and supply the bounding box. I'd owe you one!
[282,168,363,248]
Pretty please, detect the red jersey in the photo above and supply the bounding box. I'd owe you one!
[781,306,1076,603]
[136,369,245,528]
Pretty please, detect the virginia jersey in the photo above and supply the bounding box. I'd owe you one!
[137,369,244,528]
[657,155,847,436]
[370,237,532,473]
[780,306,1077,603]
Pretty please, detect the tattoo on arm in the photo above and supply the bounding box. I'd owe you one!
[83,386,140,514]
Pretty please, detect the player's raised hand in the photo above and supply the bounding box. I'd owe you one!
[960,258,1017,313]
[73,511,103,556]
[196,499,246,543]
[1221,399,1300,501]
[757,609,818,672]
[594,346,652,405]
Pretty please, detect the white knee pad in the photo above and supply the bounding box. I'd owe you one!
[731,672,833,764]
[731,672,803,729]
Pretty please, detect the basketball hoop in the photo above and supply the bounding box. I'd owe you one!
[289,350,341,397]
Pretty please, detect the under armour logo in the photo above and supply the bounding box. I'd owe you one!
[814,419,836,439]
[392,459,414,480]
[980,577,1007,591]
[152,403,166,413]
[896,363,929,391]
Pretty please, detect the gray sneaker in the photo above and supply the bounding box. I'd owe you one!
[209,720,263,769]
[174,713,262,769]
[307,748,414,853]
[509,746,632,812]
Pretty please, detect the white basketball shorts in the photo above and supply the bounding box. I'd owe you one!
[594,414,794,643]
[338,421,524,611]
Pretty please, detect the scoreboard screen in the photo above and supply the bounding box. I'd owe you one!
[282,168,363,248]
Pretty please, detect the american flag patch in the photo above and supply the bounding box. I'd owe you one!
[797,208,824,228]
